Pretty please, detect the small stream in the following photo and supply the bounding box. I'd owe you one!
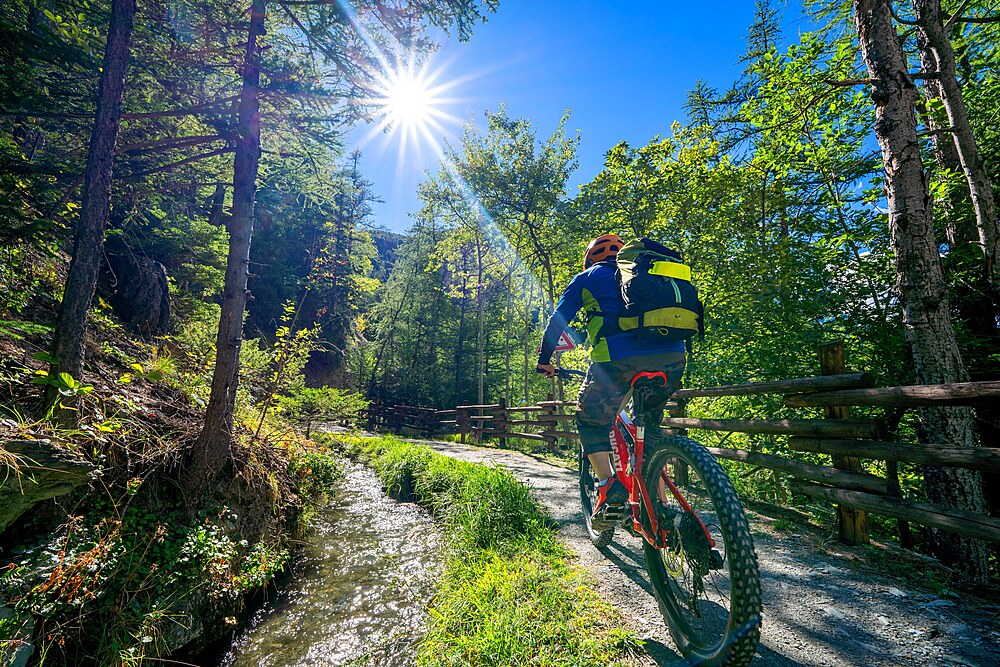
[216,459,442,667]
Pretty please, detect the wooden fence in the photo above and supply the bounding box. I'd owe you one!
[367,341,1000,548]
[368,396,585,449]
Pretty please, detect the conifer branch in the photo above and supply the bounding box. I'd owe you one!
[129,147,234,177]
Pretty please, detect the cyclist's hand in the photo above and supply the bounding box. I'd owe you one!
[536,363,556,378]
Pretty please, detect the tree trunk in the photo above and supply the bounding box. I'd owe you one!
[917,23,1000,517]
[184,0,266,502]
[476,270,485,406]
[503,269,514,404]
[854,0,988,583]
[915,34,969,246]
[47,0,136,424]
[454,295,467,404]
[913,0,1000,288]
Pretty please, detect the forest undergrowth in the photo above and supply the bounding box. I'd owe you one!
[0,254,350,666]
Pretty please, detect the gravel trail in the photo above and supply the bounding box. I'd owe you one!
[412,438,1000,667]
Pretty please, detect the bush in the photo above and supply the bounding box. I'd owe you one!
[5,499,288,665]
[289,449,343,501]
[277,387,370,437]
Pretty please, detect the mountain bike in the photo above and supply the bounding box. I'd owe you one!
[556,367,762,667]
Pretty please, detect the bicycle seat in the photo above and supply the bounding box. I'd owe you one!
[630,371,668,390]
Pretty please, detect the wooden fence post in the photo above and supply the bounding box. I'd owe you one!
[542,393,557,451]
[457,402,469,443]
[820,340,870,545]
[497,398,508,448]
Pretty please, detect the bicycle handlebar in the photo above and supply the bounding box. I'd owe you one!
[536,366,586,380]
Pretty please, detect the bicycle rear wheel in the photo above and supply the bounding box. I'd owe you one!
[578,447,615,548]
[642,434,761,667]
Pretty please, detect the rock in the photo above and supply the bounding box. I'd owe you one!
[99,242,171,338]
[1,440,98,533]
[888,587,907,598]
[921,599,956,609]
[822,606,847,620]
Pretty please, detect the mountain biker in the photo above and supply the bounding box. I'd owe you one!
[536,233,686,529]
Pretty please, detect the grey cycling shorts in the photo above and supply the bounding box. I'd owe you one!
[576,351,686,455]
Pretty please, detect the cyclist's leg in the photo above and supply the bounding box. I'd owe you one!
[576,361,629,480]
[577,362,632,521]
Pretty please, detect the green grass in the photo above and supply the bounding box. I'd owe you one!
[331,434,641,667]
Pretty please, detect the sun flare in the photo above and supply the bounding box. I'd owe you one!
[372,63,449,137]
[382,69,434,130]
[357,57,464,165]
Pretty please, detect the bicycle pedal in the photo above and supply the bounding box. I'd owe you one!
[592,504,629,529]
[603,506,630,521]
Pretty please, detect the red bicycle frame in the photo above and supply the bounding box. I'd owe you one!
[608,374,716,550]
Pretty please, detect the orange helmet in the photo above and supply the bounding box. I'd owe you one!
[583,234,623,269]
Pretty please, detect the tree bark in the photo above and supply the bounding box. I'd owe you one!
[915,0,1000,517]
[184,0,266,502]
[854,0,988,582]
[913,0,1000,288]
[47,0,136,423]
[453,293,467,404]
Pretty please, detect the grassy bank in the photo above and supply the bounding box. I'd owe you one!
[331,433,640,667]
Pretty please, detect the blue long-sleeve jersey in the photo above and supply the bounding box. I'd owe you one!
[537,261,684,364]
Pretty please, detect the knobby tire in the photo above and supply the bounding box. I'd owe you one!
[642,434,762,667]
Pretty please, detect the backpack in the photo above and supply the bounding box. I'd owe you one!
[615,238,704,342]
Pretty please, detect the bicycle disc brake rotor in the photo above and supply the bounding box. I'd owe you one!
[655,469,726,622]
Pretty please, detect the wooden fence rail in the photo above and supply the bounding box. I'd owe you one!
[367,341,999,549]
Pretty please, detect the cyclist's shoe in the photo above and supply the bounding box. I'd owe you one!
[591,477,629,531]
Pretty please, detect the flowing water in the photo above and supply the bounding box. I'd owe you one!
[216,459,442,667]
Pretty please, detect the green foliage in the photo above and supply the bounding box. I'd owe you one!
[366,108,580,408]
[6,497,287,666]
[418,552,640,667]
[28,353,95,415]
[277,387,370,431]
[289,449,343,501]
[247,301,323,432]
[117,361,167,386]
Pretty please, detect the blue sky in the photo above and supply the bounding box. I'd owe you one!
[349,0,809,233]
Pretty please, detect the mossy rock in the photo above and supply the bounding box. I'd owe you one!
[1,439,97,533]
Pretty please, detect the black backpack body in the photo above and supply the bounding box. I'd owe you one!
[616,238,704,341]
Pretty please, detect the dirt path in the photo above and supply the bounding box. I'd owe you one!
[412,438,1000,667]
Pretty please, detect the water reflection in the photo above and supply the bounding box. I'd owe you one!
[219,460,441,667]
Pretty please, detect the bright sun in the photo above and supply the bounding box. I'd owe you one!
[382,70,434,130]
[360,58,459,161]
